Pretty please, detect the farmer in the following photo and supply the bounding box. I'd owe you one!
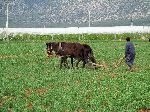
[125,37,135,71]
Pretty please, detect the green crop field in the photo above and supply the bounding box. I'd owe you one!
[0,33,150,112]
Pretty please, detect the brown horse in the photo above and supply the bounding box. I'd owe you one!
[46,42,96,68]
[46,42,86,68]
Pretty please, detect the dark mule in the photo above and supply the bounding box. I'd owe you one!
[75,44,96,66]
[46,42,86,68]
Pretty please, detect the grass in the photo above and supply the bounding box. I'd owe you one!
[0,33,150,112]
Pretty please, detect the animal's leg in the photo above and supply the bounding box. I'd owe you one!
[76,58,81,67]
[60,57,64,69]
[82,59,86,68]
[71,57,74,67]
[90,56,96,63]
[63,57,70,68]
[60,56,69,69]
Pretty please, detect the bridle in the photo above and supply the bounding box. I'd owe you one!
[47,42,63,54]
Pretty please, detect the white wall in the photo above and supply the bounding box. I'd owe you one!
[0,26,150,35]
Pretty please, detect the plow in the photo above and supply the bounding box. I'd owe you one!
[113,56,125,68]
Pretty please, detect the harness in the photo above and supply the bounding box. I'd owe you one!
[58,42,62,50]
[57,42,65,55]
[50,44,52,50]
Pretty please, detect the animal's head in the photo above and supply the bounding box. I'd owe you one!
[46,42,61,57]
[46,42,54,57]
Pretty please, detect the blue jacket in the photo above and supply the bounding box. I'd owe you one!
[125,41,135,57]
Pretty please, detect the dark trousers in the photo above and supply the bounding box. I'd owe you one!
[125,53,135,68]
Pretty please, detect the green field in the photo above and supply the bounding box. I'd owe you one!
[0,34,150,112]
